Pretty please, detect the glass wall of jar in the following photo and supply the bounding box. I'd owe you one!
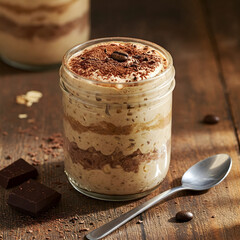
[60,37,175,201]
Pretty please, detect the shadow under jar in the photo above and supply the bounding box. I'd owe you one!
[0,0,90,70]
[60,37,175,201]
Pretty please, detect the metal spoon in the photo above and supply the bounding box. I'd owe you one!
[86,154,232,240]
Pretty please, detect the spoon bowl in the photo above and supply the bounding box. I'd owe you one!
[182,154,232,191]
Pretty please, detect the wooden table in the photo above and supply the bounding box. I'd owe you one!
[0,0,240,239]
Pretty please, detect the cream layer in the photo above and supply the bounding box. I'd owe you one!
[0,0,89,25]
[0,26,89,64]
[64,145,170,195]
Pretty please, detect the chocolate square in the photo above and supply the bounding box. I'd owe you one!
[7,179,61,216]
[0,158,38,188]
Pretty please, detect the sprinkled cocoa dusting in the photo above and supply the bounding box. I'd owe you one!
[65,138,171,173]
[68,42,168,83]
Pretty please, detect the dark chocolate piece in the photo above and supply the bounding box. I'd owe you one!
[7,179,61,216]
[0,158,38,189]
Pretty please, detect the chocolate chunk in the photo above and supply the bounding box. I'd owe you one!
[105,104,110,116]
[111,51,128,62]
[133,55,141,59]
[0,158,38,189]
[96,95,102,101]
[7,179,61,216]
[5,155,12,160]
[176,211,193,222]
[130,64,137,68]
[202,114,220,124]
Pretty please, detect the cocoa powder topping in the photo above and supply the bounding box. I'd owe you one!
[68,42,168,83]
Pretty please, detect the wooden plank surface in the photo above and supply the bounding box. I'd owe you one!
[202,0,240,149]
[0,0,240,239]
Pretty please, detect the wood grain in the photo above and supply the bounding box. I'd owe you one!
[0,0,240,239]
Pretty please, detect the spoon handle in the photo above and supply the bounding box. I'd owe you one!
[86,186,185,240]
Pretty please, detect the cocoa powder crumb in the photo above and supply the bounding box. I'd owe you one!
[79,228,89,232]
[68,42,166,82]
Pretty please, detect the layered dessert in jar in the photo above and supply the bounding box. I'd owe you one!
[60,37,175,200]
[0,0,90,69]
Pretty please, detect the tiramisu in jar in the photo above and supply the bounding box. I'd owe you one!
[0,0,90,70]
[60,37,175,201]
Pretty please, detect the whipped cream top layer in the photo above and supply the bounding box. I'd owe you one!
[67,41,168,83]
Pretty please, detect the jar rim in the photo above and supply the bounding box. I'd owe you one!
[62,37,174,86]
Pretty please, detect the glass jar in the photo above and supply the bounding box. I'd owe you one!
[0,0,90,70]
[60,37,175,201]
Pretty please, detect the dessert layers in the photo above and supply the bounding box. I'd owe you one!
[62,94,172,156]
[63,95,172,195]
[0,0,90,65]
[60,38,175,198]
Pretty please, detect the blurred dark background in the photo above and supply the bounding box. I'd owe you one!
[90,0,239,64]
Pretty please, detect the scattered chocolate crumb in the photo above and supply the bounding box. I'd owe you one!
[79,228,89,232]
[40,133,63,158]
[131,64,137,68]
[5,155,12,160]
[105,104,110,116]
[2,131,8,136]
[96,96,102,101]
[69,218,76,223]
[133,55,141,59]
[211,215,215,218]
[18,126,38,136]
[149,60,155,64]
